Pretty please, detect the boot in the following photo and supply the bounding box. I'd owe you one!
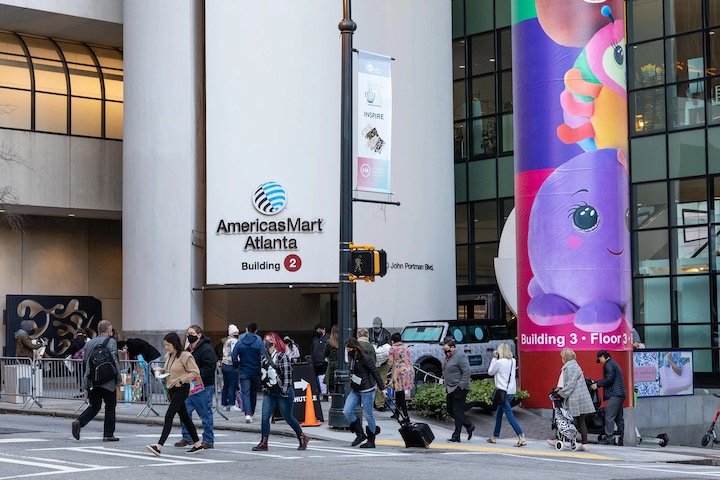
[360,426,379,449]
[350,419,367,447]
[252,437,268,451]
[297,432,309,451]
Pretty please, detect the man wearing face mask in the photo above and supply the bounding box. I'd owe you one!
[232,322,265,423]
[310,324,330,379]
[175,325,217,450]
[442,338,475,443]
[368,317,391,411]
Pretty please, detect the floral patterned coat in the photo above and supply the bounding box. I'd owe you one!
[388,343,415,394]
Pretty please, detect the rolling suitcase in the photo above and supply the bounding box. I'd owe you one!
[386,399,435,448]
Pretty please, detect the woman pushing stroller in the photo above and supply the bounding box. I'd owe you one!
[548,348,595,451]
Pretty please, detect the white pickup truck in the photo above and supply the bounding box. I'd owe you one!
[400,320,515,382]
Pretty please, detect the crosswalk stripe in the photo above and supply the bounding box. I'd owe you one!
[0,439,48,444]
[32,446,231,465]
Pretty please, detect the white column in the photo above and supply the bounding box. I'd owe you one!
[122,0,204,335]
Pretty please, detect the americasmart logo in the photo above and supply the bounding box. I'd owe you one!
[252,182,287,216]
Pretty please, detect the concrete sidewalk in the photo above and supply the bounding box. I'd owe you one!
[2,395,720,467]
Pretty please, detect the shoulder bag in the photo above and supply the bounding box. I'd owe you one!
[492,359,513,408]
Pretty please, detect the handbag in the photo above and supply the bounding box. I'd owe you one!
[189,376,205,396]
[492,359,513,408]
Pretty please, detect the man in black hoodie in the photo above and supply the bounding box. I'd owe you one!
[175,324,217,450]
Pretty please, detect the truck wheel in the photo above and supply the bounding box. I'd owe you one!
[419,362,442,383]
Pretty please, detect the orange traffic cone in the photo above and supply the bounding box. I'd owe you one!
[301,384,322,427]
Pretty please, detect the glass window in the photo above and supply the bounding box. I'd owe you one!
[454,80,466,121]
[470,33,494,76]
[634,277,671,324]
[664,0,703,35]
[457,245,469,286]
[496,1,510,28]
[453,40,466,80]
[672,226,709,273]
[501,198,514,228]
[712,0,720,27]
[90,46,123,69]
[470,75,495,116]
[644,325,672,347]
[500,113,513,153]
[455,163,467,202]
[56,41,95,66]
[0,54,30,89]
[71,97,101,137]
[675,275,710,320]
[35,92,67,133]
[709,127,720,173]
[105,101,123,139]
[710,29,720,80]
[474,242,498,282]
[20,35,60,60]
[634,181,669,229]
[669,177,707,226]
[103,69,123,102]
[69,64,101,99]
[667,81,705,129]
[666,33,704,83]
[629,41,664,89]
[471,116,497,156]
[708,76,720,125]
[466,0,494,35]
[629,0,664,43]
[631,88,666,134]
[472,200,498,242]
[631,135,667,182]
[635,229,670,275]
[690,346,712,372]
[0,32,26,56]
[668,129,706,176]
[0,87,30,129]
[454,122,467,161]
[500,71,512,112]
[499,29,511,70]
[498,155,513,197]
[468,158,497,200]
[457,204,469,245]
[32,58,66,94]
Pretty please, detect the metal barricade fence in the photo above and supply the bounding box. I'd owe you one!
[0,356,37,408]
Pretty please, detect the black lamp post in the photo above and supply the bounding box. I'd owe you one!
[328,0,356,429]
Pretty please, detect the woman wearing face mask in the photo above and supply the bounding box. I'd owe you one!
[221,324,241,411]
[342,337,386,449]
[252,332,309,452]
[146,332,204,456]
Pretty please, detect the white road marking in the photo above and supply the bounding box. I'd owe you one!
[32,446,230,465]
[0,439,48,444]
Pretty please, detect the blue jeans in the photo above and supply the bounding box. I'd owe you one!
[221,364,239,406]
[261,389,302,437]
[240,375,260,416]
[342,388,376,432]
[181,386,214,445]
[493,393,523,437]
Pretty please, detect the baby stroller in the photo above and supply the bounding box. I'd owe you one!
[549,390,580,450]
[584,378,625,445]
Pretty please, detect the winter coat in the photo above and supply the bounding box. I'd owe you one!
[388,342,415,394]
[349,351,385,393]
[557,359,595,416]
[488,357,517,395]
[323,342,338,387]
[310,332,330,366]
[221,336,239,365]
[232,332,265,378]
[125,338,162,362]
[15,332,42,359]
[595,357,627,400]
[188,337,217,387]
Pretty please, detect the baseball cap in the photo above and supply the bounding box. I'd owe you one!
[596,350,610,363]
[372,317,382,327]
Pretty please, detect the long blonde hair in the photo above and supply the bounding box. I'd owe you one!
[497,342,514,359]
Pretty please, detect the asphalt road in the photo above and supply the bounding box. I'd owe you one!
[0,413,718,480]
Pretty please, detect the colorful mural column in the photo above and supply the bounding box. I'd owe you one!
[512,0,633,408]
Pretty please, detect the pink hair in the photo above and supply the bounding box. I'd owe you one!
[265,332,286,353]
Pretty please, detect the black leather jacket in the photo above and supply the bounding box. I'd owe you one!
[349,352,385,392]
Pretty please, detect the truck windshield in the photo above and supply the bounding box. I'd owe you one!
[401,325,444,343]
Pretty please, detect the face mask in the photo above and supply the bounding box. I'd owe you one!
[373,327,381,332]
[265,340,274,349]
[187,335,198,344]
[316,331,324,337]
[444,349,452,357]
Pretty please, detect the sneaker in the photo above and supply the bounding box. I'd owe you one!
[546,439,556,447]
[245,414,253,423]
[201,442,213,449]
[230,405,243,412]
[578,444,589,452]
[146,444,161,456]
[223,406,230,411]
[174,439,192,448]
[186,445,204,454]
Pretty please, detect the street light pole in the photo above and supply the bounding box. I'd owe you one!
[329,0,356,428]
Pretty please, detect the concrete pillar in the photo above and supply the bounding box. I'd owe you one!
[122,0,204,345]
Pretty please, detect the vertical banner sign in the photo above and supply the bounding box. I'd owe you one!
[513,0,631,352]
[357,51,392,193]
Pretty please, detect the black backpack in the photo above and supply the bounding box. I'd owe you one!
[89,337,117,384]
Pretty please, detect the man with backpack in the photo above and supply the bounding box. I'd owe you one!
[71,320,121,442]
